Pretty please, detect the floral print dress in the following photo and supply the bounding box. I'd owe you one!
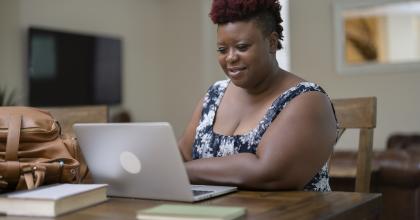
[192,79,336,191]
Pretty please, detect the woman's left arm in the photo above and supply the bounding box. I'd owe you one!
[185,92,337,190]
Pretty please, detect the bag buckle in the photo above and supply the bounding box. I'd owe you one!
[21,165,46,190]
[21,166,34,173]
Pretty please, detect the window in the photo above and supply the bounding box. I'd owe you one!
[276,0,290,71]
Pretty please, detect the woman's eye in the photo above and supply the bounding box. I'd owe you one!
[217,47,226,54]
[237,44,249,51]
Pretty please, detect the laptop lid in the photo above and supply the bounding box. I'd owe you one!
[74,122,236,202]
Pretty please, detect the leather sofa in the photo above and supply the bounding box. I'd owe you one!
[329,134,420,220]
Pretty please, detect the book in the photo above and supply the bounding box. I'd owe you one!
[136,204,246,220]
[0,183,108,217]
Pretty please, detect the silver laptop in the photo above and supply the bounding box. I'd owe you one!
[73,122,237,202]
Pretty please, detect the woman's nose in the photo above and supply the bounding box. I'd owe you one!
[226,49,238,63]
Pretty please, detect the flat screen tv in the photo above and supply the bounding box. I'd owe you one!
[27,27,122,106]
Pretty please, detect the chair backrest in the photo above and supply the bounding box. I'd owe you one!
[332,97,377,193]
[44,106,108,137]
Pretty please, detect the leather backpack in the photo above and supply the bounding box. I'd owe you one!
[0,107,86,191]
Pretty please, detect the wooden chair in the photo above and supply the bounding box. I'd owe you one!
[44,106,108,137]
[331,97,377,193]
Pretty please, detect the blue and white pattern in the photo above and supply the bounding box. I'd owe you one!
[192,79,336,192]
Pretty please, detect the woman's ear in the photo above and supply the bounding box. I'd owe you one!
[269,32,279,54]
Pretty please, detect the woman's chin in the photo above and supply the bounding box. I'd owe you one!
[228,77,251,89]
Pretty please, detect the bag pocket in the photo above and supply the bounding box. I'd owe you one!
[0,107,60,142]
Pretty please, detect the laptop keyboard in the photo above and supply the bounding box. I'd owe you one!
[192,190,213,196]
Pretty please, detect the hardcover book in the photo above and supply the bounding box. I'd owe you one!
[0,183,108,217]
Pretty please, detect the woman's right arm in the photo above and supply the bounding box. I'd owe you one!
[177,98,204,161]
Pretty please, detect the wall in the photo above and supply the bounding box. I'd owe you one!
[290,0,420,150]
[148,0,223,134]
[0,0,22,101]
[0,0,224,138]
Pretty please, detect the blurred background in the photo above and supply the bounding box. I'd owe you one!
[0,0,419,152]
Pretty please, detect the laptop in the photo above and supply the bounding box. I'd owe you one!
[73,122,237,202]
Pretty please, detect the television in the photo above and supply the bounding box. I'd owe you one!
[27,27,122,106]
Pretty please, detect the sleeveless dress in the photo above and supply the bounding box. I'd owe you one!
[192,79,336,192]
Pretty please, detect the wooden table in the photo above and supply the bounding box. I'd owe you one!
[0,191,381,220]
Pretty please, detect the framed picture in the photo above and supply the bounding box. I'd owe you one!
[333,0,420,75]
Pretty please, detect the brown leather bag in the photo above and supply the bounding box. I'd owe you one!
[0,107,83,191]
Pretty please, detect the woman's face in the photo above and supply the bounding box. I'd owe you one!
[217,20,275,89]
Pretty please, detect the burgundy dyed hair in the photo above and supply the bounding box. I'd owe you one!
[209,0,284,50]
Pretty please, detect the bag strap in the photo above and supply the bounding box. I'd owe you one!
[5,114,22,161]
[3,161,20,187]
[22,165,46,190]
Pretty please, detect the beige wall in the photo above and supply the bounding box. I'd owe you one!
[290,0,420,150]
[0,0,22,99]
[0,0,224,138]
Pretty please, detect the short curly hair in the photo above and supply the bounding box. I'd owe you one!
[209,0,284,50]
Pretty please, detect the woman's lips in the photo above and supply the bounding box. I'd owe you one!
[227,66,246,78]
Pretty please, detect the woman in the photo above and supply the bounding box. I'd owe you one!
[178,0,337,191]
